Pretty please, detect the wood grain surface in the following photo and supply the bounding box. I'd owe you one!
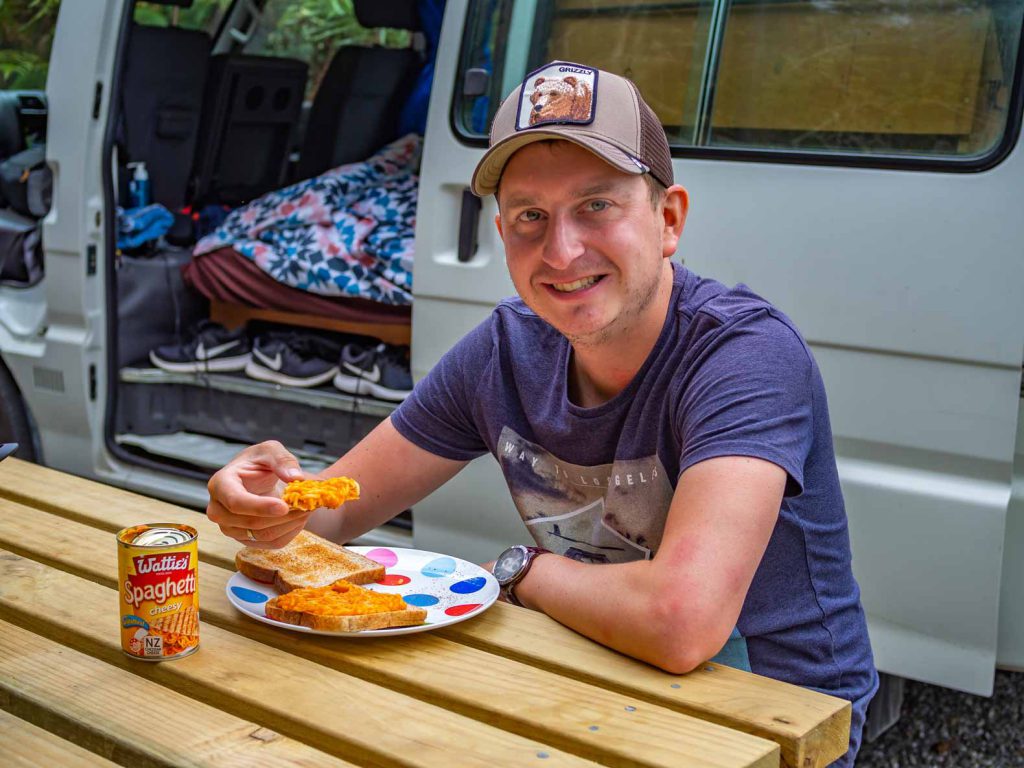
[0,457,851,766]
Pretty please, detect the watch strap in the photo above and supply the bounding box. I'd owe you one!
[504,579,525,607]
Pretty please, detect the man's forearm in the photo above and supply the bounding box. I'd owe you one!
[512,554,734,674]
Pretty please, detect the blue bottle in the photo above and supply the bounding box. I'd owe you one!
[128,162,150,208]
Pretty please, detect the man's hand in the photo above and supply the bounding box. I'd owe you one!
[208,418,469,549]
[207,440,310,549]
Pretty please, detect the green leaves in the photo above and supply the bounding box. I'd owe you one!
[255,0,411,98]
[0,0,60,89]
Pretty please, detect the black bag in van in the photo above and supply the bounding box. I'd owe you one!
[0,208,43,287]
[0,145,52,218]
[116,247,208,367]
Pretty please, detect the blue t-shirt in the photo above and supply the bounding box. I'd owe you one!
[393,263,878,764]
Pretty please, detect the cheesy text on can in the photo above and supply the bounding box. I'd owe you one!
[117,523,199,661]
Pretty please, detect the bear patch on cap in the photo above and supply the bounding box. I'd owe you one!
[515,62,598,131]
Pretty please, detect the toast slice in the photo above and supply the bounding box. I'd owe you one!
[265,581,428,632]
[235,530,385,593]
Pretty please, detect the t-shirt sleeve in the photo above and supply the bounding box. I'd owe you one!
[677,309,814,496]
[390,317,494,461]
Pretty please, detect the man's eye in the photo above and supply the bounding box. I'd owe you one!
[519,210,542,223]
[586,200,610,212]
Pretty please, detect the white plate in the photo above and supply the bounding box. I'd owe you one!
[226,546,500,637]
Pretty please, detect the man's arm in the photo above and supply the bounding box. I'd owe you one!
[206,416,467,547]
[510,455,785,674]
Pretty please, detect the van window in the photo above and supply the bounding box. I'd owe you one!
[240,0,412,100]
[455,0,1024,163]
[134,0,232,32]
[0,0,60,91]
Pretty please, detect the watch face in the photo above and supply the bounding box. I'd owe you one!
[493,546,527,585]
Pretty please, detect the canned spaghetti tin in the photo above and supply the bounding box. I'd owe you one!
[117,523,199,661]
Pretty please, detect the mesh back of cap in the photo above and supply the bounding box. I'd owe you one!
[635,91,674,188]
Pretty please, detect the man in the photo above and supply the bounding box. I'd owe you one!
[207,61,878,764]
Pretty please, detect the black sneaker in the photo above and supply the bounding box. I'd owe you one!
[149,321,251,373]
[244,332,340,388]
[333,342,413,402]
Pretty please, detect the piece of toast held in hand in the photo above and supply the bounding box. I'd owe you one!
[235,530,385,593]
[265,581,428,632]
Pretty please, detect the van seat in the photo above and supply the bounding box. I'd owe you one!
[192,55,308,206]
[120,23,211,210]
[295,0,423,181]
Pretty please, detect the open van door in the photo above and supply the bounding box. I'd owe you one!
[415,0,1024,694]
[1,0,127,475]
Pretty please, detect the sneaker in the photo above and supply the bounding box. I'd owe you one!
[244,332,340,388]
[149,320,251,373]
[333,342,413,402]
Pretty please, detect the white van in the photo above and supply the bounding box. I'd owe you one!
[1,0,1021,715]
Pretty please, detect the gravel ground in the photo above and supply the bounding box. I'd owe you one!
[857,670,1024,767]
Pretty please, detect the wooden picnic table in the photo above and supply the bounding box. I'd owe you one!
[0,458,850,768]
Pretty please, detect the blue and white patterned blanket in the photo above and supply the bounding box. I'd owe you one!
[194,134,420,306]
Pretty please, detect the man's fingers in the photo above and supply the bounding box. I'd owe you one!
[213,473,290,518]
[208,499,308,533]
[253,440,304,484]
[207,442,308,546]
[226,515,310,549]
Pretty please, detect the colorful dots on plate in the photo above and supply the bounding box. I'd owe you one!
[421,556,457,578]
[365,548,398,568]
[444,604,481,617]
[230,586,268,604]
[377,573,411,586]
[450,576,486,594]
[403,594,440,607]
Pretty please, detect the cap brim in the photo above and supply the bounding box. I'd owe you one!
[471,129,646,197]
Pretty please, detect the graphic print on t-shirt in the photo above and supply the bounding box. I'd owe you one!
[497,426,673,563]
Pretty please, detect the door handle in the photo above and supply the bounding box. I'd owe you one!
[457,187,482,263]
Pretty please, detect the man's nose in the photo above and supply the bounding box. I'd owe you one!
[541,213,585,270]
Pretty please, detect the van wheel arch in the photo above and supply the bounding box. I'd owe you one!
[0,358,40,462]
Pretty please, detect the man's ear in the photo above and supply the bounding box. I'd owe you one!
[661,185,689,258]
[495,212,504,240]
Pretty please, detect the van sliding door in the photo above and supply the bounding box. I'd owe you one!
[419,0,1024,693]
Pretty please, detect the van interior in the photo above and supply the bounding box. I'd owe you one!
[102,0,438,532]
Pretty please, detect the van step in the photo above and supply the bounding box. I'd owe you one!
[119,367,398,417]
[115,431,333,474]
[113,430,413,550]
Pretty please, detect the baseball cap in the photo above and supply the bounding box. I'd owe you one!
[471,60,674,197]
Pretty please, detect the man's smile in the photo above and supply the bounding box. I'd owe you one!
[545,274,607,294]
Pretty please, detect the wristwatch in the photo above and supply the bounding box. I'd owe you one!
[493,545,550,607]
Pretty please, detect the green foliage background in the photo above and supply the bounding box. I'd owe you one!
[0,0,61,90]
[132,0,232,29]
[0,0,407,97]
[257,0,410,96]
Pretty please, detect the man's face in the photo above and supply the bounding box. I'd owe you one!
[495,141,683,347]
